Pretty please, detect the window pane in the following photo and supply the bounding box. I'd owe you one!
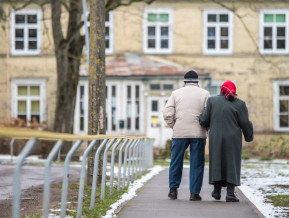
[152,100,158,112]
[127,86,131,99]
[208,40,215,49]
[80,117,84,131]
[105,39,110,49]
[276,14,286,23]
[80,86,84,99]
[30,86,40,95]
[220,14,228,22]
[163,84,173,90]
[28,29,37,38]
[135,117,139,130]
[148,39,155,48]
[161,27,168,36]
[150,84,160,90]
[31,115,40,123]
[277,40,285,49]
[280,100,289,113]
[15,41,24,50]
[80,102,84,114]
[112,85,116,97]
[264,14,274,22]
[15,15,25,24]
[18,86,28,96]
[148,13,157,22]
[208,27,215,37]
[280,115,289,127]
[15,29,24,38]
[264,27,272,37]
[277,27,285,37]
[264,39,272,49]
[135,101,140,114]
[221,27,228,37]
[208,14,216,22]
[18,100,27,113]
[27,15,37,23]
[280,86,289,96]
[105,13,110,22]
[31,100,40,113]
[159,14,169,22]
[105,27,109,37]
[18,115,27,122]
[148,26,156,36]
[29,41,37,50]
[220,40,228,49]
[161,39,168,48]
[136,85,139,99]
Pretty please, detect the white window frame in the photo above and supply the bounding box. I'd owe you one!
[259,9,289,55]
[143,8,173,54]
[74,80,89,134]
[273,80,289,131]
[202,9,234,55]
[85,11,114,55]
[10,8,42,56]
[11,78,46,123]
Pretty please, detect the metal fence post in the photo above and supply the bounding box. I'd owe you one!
[76,140,97,218]
[60,140,83,218]
[90,139,109,210]
[100,138,117,200]
[117,139,129,190]
[123,139,135,188]
[10,138,15,162]
[12,138,38,218]
[127,139,138,185]
[43,140,63,218]
[109,138,123,196]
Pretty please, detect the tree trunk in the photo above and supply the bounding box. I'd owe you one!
[87,0,106,186]
[51,0,84,154]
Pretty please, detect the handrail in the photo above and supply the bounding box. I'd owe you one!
[0,127,154,217]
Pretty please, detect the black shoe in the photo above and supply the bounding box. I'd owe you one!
[190,193,202,201]
[226,182,239,202]
[211,190,221,200]
[226,193,239,202]
[168,188,178,200]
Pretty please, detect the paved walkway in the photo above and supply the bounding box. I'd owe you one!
[117,167,264,218]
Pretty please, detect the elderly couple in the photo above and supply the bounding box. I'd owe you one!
[162,70,253,202]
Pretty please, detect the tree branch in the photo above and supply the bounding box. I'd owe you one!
[51,0,64,48]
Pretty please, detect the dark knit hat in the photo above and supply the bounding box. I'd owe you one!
[184,70,199,83]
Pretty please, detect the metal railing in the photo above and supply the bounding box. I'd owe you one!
[0,127,154,218]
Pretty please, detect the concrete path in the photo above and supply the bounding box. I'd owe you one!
[117,167,264,218]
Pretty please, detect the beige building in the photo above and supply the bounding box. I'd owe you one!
[0,1,289,147]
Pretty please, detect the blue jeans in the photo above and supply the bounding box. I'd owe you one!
[169,138,206,194]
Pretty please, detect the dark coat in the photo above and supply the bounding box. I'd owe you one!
[199,94,253,186]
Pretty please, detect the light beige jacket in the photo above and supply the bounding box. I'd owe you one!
[162,84,210,138]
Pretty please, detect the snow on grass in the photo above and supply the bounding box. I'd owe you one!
[240,160,289,218]
[103,165,165,218]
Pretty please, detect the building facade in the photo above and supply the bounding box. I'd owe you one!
[0,0,289,147]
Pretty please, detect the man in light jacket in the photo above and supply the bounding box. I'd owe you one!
[162,70,209,201]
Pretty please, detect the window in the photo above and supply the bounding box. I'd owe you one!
[203,10,233,55]
[74,82,88,134]
[135,85,140,130]
[79,86,85,131]
[111,85,116,131]
[152,100,158,112]
[150,84,161,90]
[127,85,132,130]
[163,84,173,90]
[143,8,173,54]
[206,81,223,96]
[11,79,46,123]
[10,9,42,55]
[274,80,289,131]
[259,10,289,54]
[86,11,114,54]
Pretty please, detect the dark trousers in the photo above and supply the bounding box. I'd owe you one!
[169,138,206,194]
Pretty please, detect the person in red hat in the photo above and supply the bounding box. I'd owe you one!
[199,80,253,202]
